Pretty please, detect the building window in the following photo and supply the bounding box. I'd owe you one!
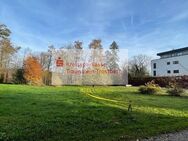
[177,52,183,56]
[173,70,179,74]
[173,61,179,64]
[153,71,156,76]
[167,70,171,74]
[153,63,156,69]
[167,62,170,65]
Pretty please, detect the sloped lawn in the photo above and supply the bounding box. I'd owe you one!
[0,84,188,141]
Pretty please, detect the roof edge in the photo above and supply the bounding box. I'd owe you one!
[157,47,188,56]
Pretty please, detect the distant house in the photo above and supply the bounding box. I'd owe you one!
[151,47,188,77]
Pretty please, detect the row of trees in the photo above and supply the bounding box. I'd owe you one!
[0,23,151,85]
[0,24,21,83]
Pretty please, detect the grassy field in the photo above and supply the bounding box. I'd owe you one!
[0,84,188,141]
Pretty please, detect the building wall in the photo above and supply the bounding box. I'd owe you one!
[151,55,188,77]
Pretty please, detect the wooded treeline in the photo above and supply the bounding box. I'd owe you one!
[0,23,151,85]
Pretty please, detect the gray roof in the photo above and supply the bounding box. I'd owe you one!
[157,47,188,56]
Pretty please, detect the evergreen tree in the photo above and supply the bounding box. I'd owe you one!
[108,41,119,70]
[0,24,11,39]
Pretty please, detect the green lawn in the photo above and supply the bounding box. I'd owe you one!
[0,84,188,141]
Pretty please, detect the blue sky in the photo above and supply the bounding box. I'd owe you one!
[0,0,188,57]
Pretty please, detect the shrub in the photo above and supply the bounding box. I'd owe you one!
[129,76,188,88]
[0,74,3,83]
[0,132,9,141]
[13,69,26,84]
[139,80,161,94]
[167,82,184,96]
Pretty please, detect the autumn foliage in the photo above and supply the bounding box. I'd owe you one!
[24,56,43,85]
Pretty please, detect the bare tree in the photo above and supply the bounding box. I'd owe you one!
[0,39,20,83]
[38,45,54,85]
[129,54,151,77]
[74,41,83,49]
[0,24,22,83]
[89,39,102,49]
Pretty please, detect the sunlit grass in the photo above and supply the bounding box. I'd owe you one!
[0,84,188,141]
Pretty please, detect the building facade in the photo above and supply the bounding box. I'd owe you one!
[151,47,188,77]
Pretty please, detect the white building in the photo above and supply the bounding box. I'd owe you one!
[151,47,188,77]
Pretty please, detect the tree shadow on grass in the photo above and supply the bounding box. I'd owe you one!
[1,99,188,141]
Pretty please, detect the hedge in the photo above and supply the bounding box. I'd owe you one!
[129,75,188,88]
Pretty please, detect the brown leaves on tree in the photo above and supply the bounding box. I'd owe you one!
[24,56,43,85]
[89,39,102,49]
